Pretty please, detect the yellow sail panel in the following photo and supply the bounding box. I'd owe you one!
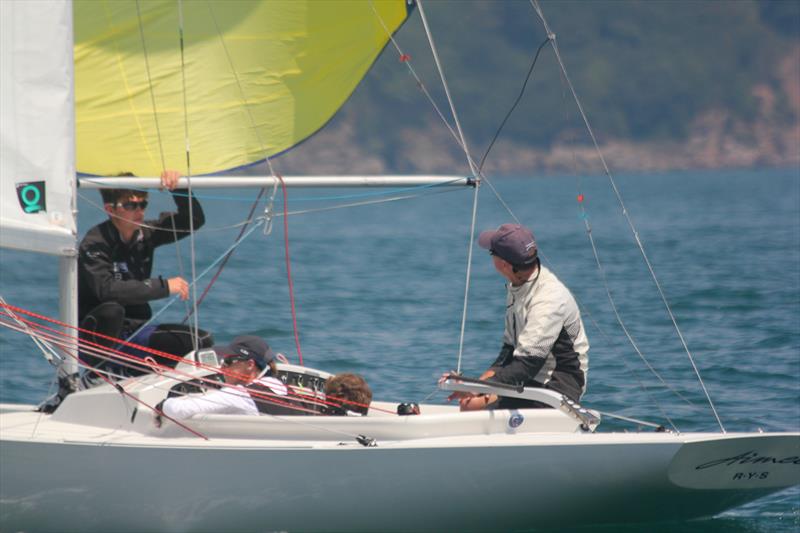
[74,0,411,176]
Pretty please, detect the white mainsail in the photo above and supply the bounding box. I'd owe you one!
[0,0,78,375]
[0,0,76,256]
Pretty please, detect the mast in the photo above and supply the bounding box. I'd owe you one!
[62,0,79,378]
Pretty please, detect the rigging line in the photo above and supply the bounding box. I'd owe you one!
[0,296,62,365]
[595,411,668,430]
[530,0,725,433]
[0,314,294,412]
[381,0,640,400]
[32,371,58,436]
[581,315,680,433]
[205,1,276,178]
[169,215,192,320]
[82,189,464,343]
[125,218,267,342]
[554,73,694,415]
[478,37,550,173]
[77,192,255,233]
[272,187,465,218]
[369,1,518,224]
[177,0,201,354]
[368,1,461,156]
[3,317,391,435]
[1,318,208,439]
[553,53,687,411]
[163,179,466,204]
[182,189,267,324]
[136,0,196,346]
[0,311,234,394]
[3,308,242,394]
[134,0,168,171]
[404,0,480,171]
[16,305,389,415]
[0,320,172,388]
[379,0,683,420]
[0,311,191,375]
[85,364,208,440]
[82,180,467,222]
[416,0,482,374]
[205,0,280,188]
[6,315,394,442]
[276,173,304,366]
[205,3,301,363]
[456,187,480,374]
[135,0,194,323]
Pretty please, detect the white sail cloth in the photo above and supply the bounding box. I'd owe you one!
[0,0,76,256]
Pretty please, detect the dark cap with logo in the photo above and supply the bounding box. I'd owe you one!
[478,223,538,269]
[213,335,274,370]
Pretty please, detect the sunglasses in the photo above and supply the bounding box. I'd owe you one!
[222,355,251,367]
[114,200,149,211]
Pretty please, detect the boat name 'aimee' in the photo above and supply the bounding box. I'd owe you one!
[695,451,800,470]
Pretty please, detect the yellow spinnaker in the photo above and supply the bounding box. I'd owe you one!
[74,0,411,176]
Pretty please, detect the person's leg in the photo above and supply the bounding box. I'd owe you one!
[146,325,214,368]
[79,302,125,369]
[38,302,126,409]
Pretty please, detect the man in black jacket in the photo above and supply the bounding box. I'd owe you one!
[78,170,212,378]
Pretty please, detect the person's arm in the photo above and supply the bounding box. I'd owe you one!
[151,170,205,247]
[489,343,515,369]
[79,240,169,305]
[161,387,257,420]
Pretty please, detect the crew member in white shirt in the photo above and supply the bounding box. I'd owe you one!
[158,335,287,421]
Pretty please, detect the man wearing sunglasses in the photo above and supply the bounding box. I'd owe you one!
[76,170,209,382]
[157,335,287,422]
[448,223,589,411]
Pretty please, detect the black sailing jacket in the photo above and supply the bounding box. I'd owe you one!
[78,191,204,322]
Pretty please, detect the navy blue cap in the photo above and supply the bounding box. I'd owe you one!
[213,335,274,370]
[478,224,538,268]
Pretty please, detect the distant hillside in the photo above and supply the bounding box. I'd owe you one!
[276,0,800,175]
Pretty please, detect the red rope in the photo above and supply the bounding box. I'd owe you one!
[183,189,267,323]
[276,173,304,365]
[0,314,208,439]
[1,303,389,415]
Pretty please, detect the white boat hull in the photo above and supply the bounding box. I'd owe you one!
[2,402,797,532]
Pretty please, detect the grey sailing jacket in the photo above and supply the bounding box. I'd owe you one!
[490,265,589,401]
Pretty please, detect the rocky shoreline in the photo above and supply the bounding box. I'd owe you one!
[274,115,798,176]
[275,45,799,177]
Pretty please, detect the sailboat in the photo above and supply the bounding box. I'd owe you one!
[1,1,798,531]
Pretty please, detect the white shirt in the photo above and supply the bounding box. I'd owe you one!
[162,377,289,420]
[162,385,258,419]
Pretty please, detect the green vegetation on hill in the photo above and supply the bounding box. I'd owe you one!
[328,0,799,172]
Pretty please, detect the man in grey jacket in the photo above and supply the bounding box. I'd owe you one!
[457,223,589,411]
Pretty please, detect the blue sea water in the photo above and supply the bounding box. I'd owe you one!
[1,168,798,530]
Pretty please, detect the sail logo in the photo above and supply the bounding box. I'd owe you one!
[16,181,46,213]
